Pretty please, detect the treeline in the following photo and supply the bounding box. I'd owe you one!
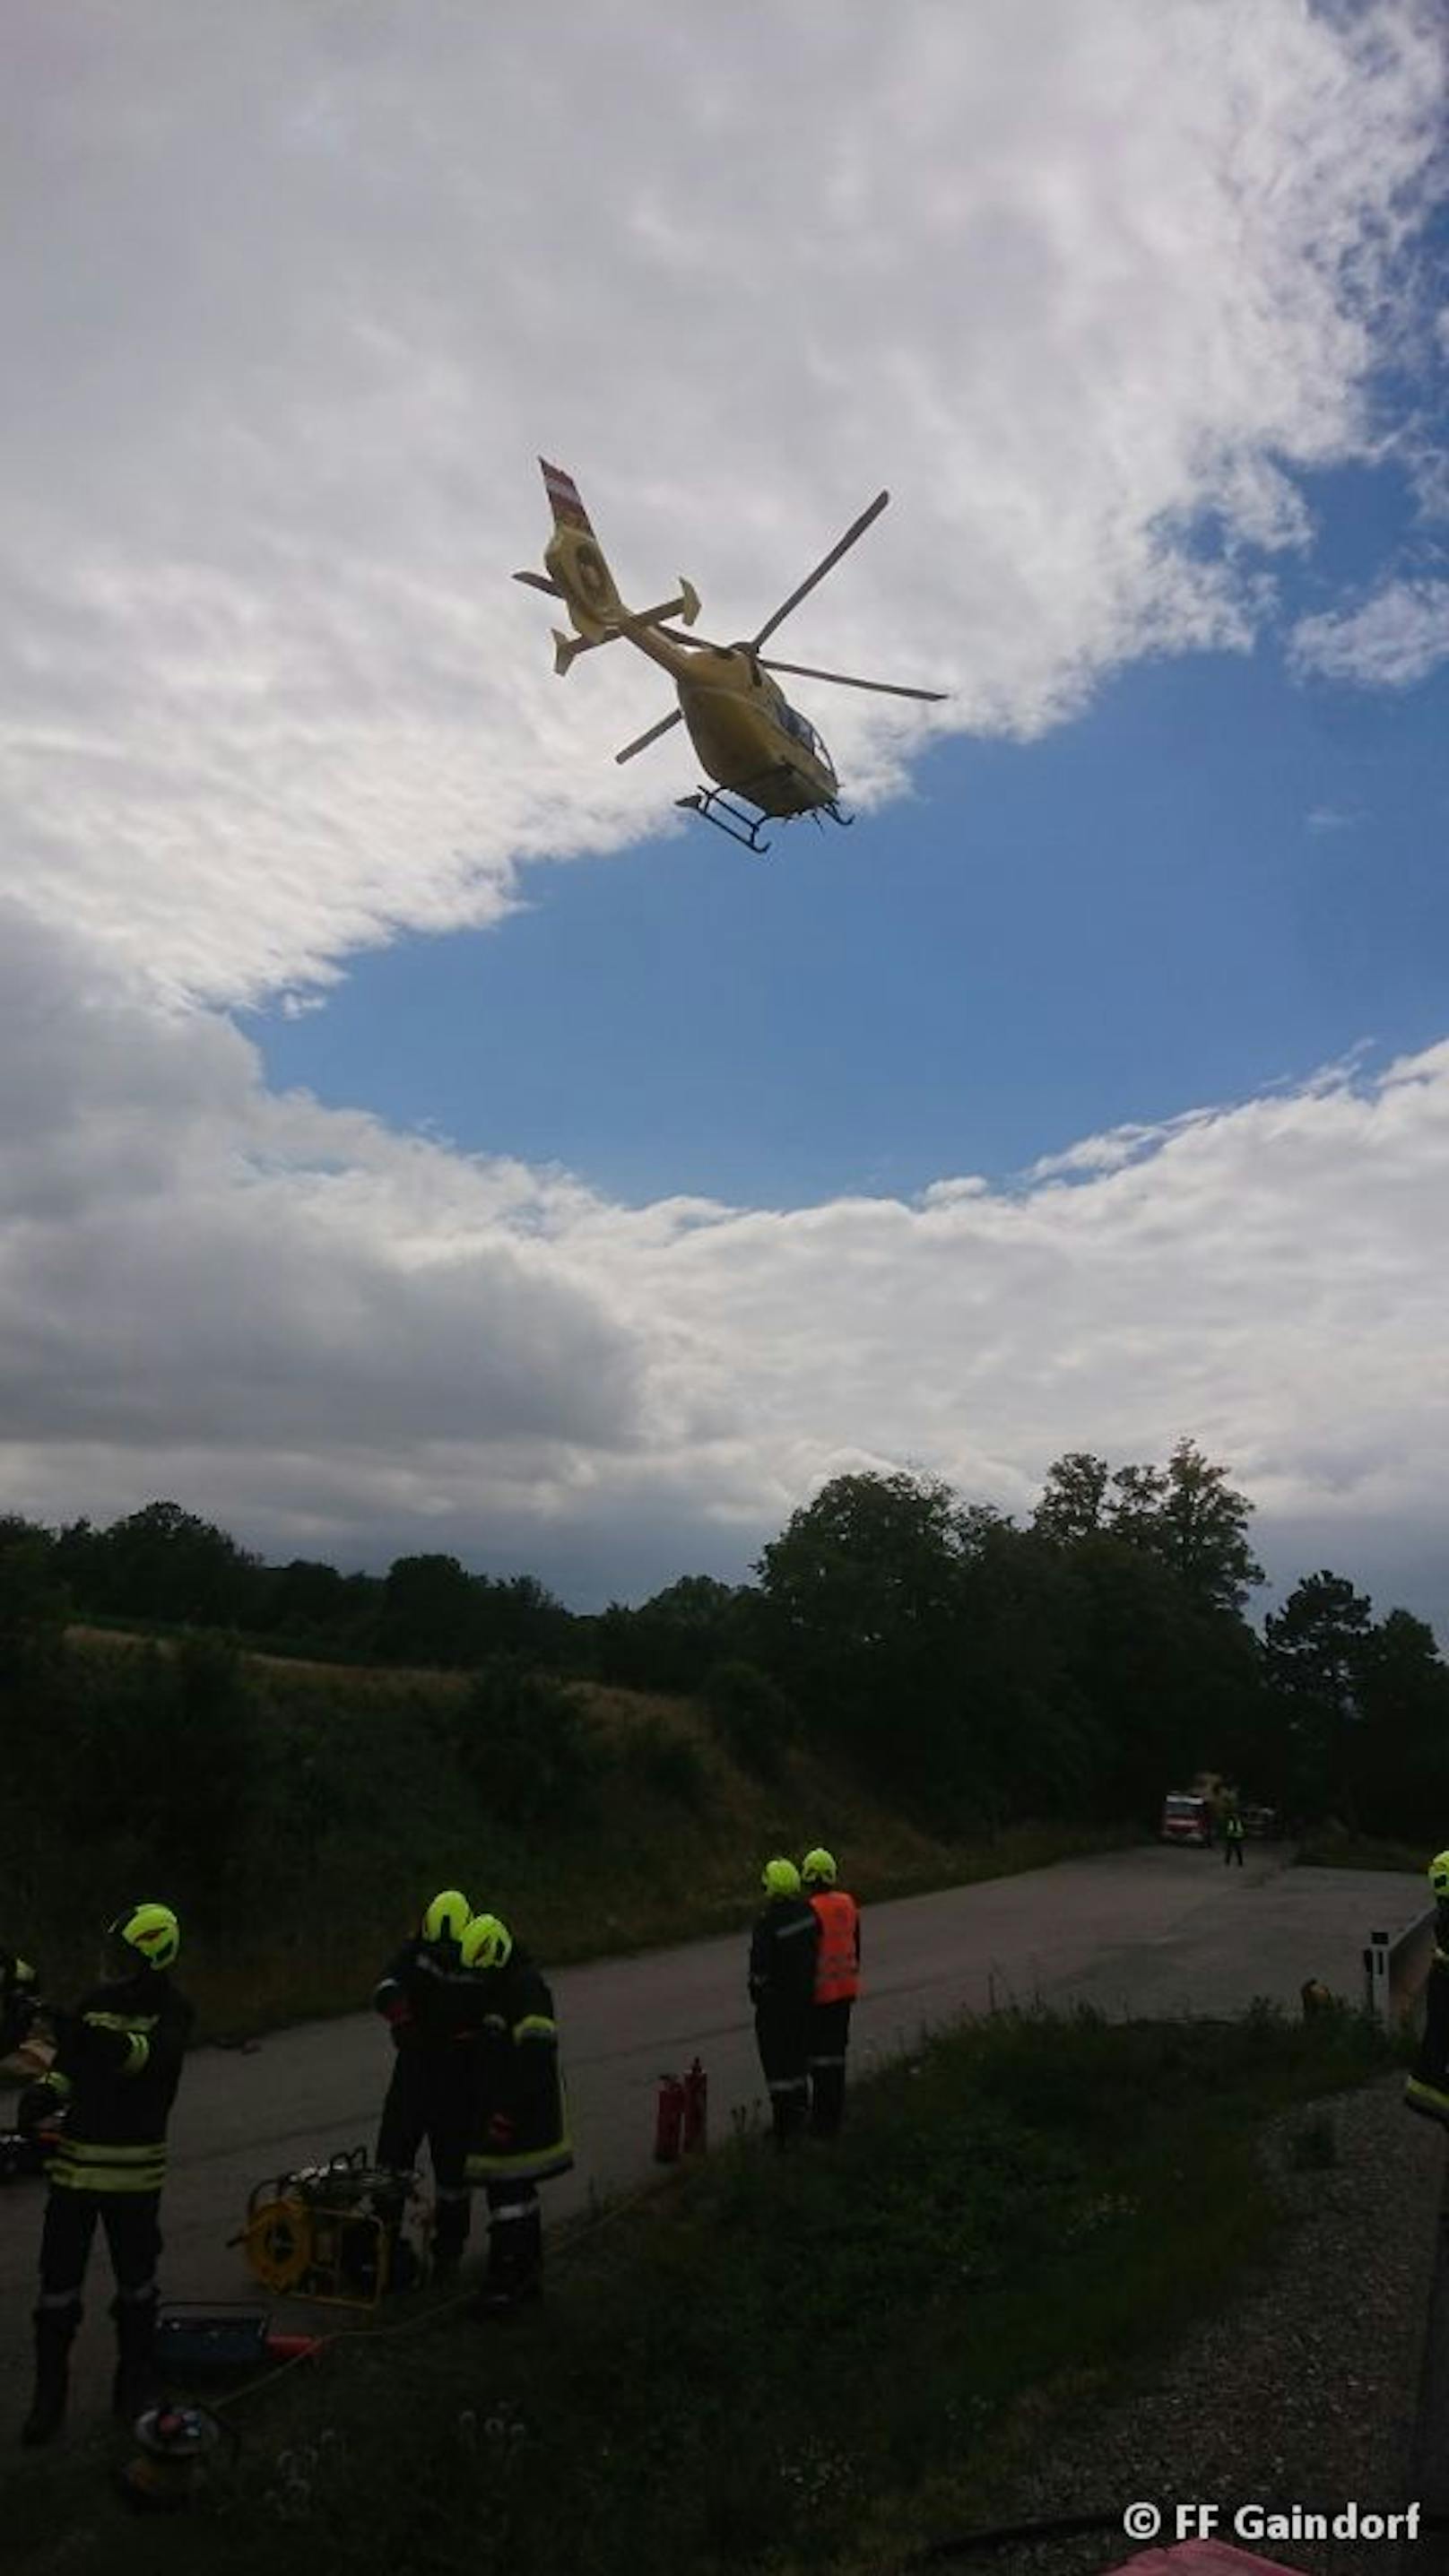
[3,1436,1447,1843]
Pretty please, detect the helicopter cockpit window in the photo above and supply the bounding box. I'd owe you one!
[779,701,820,757]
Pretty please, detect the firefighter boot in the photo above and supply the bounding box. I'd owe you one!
[470,2199,542,2320]
[21,2303,81,2448]
[111,2292,161,2424]
[430,2186,471,2283]
[373,2176,418,2294]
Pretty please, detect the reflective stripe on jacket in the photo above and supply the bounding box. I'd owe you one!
[44,1970,191,2191]
[809,1889,861,2003]
[748,1898,820,2011]
[463,1951,574,2183]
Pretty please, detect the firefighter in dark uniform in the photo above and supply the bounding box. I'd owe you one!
[750,1858,820,2149]
[460,1914,573,2318]
[20,1903,192,2446]
[1,1949,39,2062]
[1405,1851,1449,2125]
[801,1846,861,2138]
[1222,1811,1245,1868]
[372,1888,479,2281]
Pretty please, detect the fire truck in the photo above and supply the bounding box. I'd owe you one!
[1160,1791,1215,1847]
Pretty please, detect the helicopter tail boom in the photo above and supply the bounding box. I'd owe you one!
[551,580,700,676]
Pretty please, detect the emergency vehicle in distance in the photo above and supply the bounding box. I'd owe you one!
[1160,1791,1216,1848]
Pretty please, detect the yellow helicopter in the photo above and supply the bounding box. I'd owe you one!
[515,460,947,854]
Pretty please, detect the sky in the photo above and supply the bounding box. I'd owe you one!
[2,0,1447,1632]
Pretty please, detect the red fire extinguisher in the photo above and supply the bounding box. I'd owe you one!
[681,2057,708,2154]
[655,2072,686,2164]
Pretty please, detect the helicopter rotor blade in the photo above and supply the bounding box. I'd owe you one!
[513,569,565,598]
[615,707,684,766]
[750,490,890,652]
[757,657,948,702]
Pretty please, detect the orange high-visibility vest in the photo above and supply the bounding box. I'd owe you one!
[809,1890,860,2004]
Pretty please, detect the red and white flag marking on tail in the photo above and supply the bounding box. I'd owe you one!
[540,458,592,531]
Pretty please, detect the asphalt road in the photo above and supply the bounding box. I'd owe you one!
[0,1843,1427,2437]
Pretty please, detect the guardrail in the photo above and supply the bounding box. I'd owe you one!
[1364,1906,1436,2024]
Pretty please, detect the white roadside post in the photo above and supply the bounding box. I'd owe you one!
[1364,1907,1436,2025]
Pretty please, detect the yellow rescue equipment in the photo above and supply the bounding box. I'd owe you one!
[235,2148,423,2309]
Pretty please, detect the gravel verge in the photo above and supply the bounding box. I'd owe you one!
[958,2073,1446,2576]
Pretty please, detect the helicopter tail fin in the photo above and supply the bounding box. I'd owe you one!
[539,458,628,642]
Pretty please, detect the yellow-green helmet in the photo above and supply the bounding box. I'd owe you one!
[108,1903,180,1973]
[761,1857,801,1900]
[421,1889,471,1946]
[1429,1852,1449,1898]
[801,1847,837,1886]
[461,1912,514,1971]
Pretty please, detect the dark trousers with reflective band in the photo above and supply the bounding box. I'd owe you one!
[482,2180,541,2291]
[1223,1836,1244,1866]
[37,2183,161,2342]
[377,2052,474,2252]
[755,2002,811,2146]
[807,1998,853,2137]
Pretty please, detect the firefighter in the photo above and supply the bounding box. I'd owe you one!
[20,1904,192,2448]
[1405,1851,1449,2126]
[459,1914,573,2318]
[372,1888,478,2282]
[1,1949,39,2062]
[1222,1812,1245,1868]
[801,1847,861,2138]
[749,1858,820,2149]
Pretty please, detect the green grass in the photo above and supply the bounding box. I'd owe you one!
[7,1635,1137,2038]
[3,2002,1393,2576]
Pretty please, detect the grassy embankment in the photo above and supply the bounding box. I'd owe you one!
[7,1628,1135,2038]
[2,2000,1400,2576]
[1296,1825,1431,1875]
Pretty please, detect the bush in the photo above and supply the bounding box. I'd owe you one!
[703,1661,796,1782]
[449,1655,597,1830]
[620,1716,709,1811]
[58,1635,262,1924]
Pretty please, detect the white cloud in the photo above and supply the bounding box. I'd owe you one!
[0,0,1443,1002]
[1290,576,1449,687]
[2,906,1446,1634]
[3,6,1446,1634]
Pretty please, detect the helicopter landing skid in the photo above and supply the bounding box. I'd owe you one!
[675,787,776,855]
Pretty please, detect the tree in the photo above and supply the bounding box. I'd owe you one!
[755,1471,1011,1809]
[758,1471,971,1661]
[375,1554,481,1665]
[1106,1461,1168,1548]
[1263,1570,1375,1821]
[1350,1609,1449,1835]
[0,1515,68,1685]
[1151,1437,1264,1615]
[1067,1534,1255,1818]
[594,1575,750,1692]
[60,1500,258,1628]
[1033,1453,1112,1548]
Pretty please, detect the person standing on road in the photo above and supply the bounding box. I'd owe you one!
[1405,1851,1449,2126]
[19,1903,192,2448]
[372,1888,479,2283]
[460,1913,573,2318]
[749,1859,820,2150]
[1222,1813,1245,1869]
[801,1847,861,2138]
